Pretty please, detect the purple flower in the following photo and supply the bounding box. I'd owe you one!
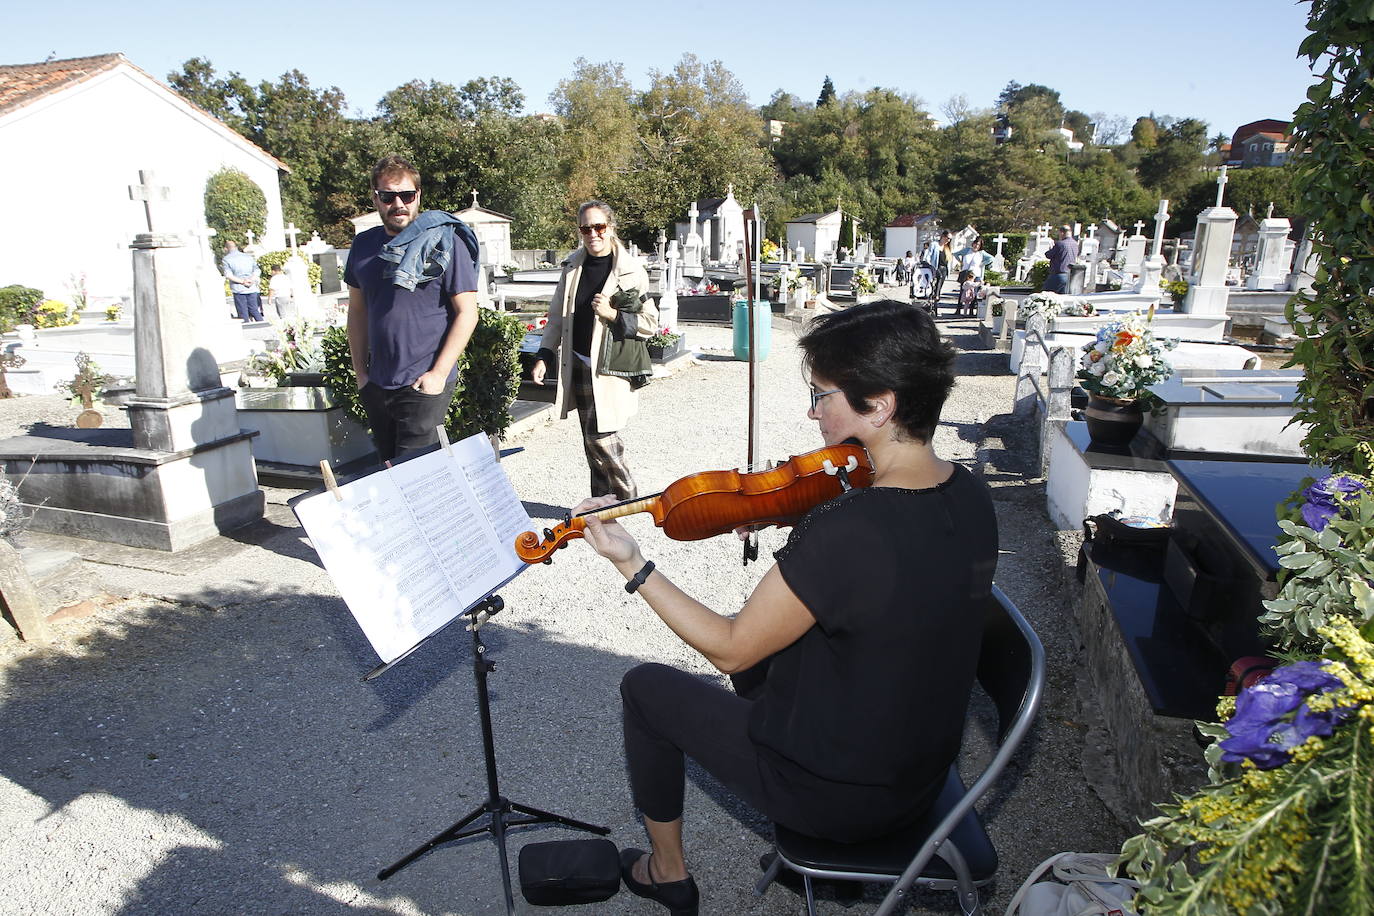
[1301,475,1370,531]
[1218,661,1351,769]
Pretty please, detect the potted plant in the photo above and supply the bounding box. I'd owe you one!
[1076,310,1178,448]
[646,327,683,361]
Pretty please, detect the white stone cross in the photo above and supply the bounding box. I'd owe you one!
[1214,165,1229,208]
[285,222,301,251]
[1133,220,1146,236]
[245,229,256,246]
[1086,224,1098,239]
[1266,202,1275,219]
[128,170,172,234]
[1151,199,1171,258]
[1038,223,1053,237]
[470,188,480,207]
[992,233,1009,257]
[726,182,735,197]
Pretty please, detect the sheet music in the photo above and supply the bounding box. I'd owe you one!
[294,434,533,664]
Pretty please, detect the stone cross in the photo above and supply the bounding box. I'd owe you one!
[1086,224,1097,239]
[727,182,734,197]
[1151,199,1171,259]
[1266,201,1275,219]
[71,373,100,411]
[1214,165,1229,208]
[245,229,256,247]
[285,222,301,251]
[128,170,172,234]
[992,234,1009,258]
[1038,223,1052,237]
[470,188,480,207]
[1133,220,1146,236]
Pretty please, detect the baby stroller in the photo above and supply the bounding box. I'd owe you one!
[911,261,938,311]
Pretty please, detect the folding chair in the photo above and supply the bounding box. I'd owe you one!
[755,585,1045,915]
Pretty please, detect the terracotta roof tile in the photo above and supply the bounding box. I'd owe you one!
[0,53,125,118]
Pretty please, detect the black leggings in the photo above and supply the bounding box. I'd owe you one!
[621,663,821,836]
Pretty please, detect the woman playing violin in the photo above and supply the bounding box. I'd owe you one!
[574,300,998,915]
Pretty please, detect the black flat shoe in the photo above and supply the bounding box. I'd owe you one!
[620,848,699,916]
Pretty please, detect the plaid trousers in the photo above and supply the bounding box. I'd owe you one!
[572,358,637,500]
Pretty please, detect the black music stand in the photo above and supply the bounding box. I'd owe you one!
[377,594,609,913]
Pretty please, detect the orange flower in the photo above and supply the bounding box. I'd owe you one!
[1114,330,1136,349]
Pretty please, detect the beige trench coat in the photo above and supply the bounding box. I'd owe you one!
[539,240,656,433]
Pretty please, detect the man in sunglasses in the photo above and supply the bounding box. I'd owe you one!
[344,155,480,462]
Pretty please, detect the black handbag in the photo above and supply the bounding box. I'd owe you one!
[518,838,621,906]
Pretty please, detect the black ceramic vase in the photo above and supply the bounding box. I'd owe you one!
[1084,394,1144,449]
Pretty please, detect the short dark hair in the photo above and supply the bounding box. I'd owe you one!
[799,299,956,443]
[371,155,421,192]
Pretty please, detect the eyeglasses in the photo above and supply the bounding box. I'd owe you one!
[374,189,418,205]
[578,223,609,236]
[809,387,843,410]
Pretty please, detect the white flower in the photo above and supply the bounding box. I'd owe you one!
[1103,371,1122,386]
[1134,354,1154,368]
[1090,361,1107,377]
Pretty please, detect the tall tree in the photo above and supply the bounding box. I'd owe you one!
[816,75,837,107]
[1137,117,1209,199]
[551,59,638,209]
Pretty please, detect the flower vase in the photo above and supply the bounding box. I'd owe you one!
[1084,394,1144,450]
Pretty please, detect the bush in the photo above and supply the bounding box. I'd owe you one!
[983,268,1007,286]
[322,309,525,441]
[999,232,1029,267]
[1028,261,1050,292]
[204,168,267,260]
[256,251,322,295]
[0,285,43,332]
[1164,279,1189,304]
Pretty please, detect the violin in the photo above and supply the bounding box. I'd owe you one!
[514,442,873,564]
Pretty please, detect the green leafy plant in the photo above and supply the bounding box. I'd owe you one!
[647,327,681,348]
[204,167,267,259]
[255,251,322,294]
[1164,279,1189,304]
[1121,616,1374,915]
[322,309,525,441]
[983,268,1007,286]
[1028,260,1050,292]
[0,285,43,332]
[1284,0,1374,477]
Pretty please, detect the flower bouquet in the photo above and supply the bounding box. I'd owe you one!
[1018,291,1065,323]
[851,270,877,295]
[647,327,681,349]
[1060,299,1096,317]
[1077,311,1178,404]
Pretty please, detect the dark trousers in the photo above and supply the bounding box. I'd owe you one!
[233,292,263,322]
[622,663,807,829]
[357,376,456,463]
[1045,272,1069,294]
[572,359,636,500]
[931,267,948,306]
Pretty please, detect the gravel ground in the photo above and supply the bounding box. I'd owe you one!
[0,308,1130,915]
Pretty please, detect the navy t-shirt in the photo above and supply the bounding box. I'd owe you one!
[344,225,479,389]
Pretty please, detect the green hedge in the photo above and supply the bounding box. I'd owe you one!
[0,285,42,333]
[322,308,525,441]
[257,251,323,294]
[204,168,267,259]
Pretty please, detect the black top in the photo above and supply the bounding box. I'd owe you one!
[572,253,613,359]
[756,465,998,840]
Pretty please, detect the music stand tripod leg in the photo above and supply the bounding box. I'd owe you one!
[377,594,609,914]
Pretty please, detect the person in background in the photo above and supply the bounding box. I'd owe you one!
[531,201,655,500]
[344,155,480,462]
[268,265,294,320]
[222,241,263,322]
[1044,225,1080,294]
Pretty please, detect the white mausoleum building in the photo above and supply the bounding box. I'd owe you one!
[0,53,288,307]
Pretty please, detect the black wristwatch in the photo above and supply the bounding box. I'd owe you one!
[624,560,655,594]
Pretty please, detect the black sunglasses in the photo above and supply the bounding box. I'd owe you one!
[374,189,418,205]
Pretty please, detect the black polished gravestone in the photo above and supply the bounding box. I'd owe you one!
[314,252,341,294]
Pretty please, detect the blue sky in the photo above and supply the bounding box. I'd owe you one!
[6,0,1316,138]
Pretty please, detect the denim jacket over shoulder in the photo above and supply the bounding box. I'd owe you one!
[377,210,465,291]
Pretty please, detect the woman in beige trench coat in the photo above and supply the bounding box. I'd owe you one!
[531,201,657,500]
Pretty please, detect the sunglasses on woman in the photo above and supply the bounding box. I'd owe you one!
[578,223,609,236]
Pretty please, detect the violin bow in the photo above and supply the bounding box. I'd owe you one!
[742,204,761,565]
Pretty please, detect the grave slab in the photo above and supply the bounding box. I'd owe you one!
[1045,422,1178,531]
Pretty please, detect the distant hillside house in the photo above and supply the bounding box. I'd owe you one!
[1225,118,1290,168]
[0,53,288,306]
